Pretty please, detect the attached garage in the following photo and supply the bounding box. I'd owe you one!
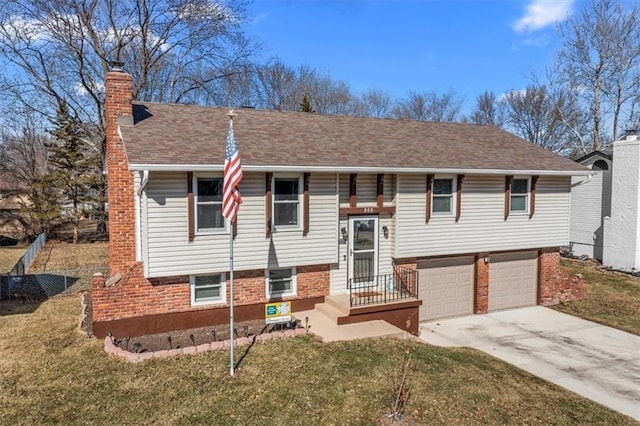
[489,251,538,311]
[418,256,474,321]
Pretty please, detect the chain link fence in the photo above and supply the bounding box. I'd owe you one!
[1,266,108,301]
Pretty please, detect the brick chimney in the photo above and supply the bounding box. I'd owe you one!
[105,63,135,275]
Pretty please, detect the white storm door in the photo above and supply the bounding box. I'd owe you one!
[348,216,378,285]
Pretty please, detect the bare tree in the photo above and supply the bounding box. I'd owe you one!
[353,88,393,118]
[556,0,640,148]
[0,0,256,232]
[0,119,58,236]
[254,58,300,111]
[392,89,463,122]
[503,85,581,155]
[469,91,506,127]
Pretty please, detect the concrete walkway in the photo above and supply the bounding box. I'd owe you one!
[296,308,414,343]
[420,306,640,421]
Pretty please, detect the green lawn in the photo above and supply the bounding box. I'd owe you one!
[0,296,634,425]
[557,258,640,335]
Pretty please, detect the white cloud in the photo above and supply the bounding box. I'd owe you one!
[513,0,574,33]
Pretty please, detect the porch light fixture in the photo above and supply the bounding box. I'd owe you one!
[382,225,389,239]
[483,256,490,264]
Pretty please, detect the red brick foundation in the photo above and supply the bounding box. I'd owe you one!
[91,264,330,338]
[538,248,584,305]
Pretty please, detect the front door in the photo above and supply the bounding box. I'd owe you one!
[348,216,378,285]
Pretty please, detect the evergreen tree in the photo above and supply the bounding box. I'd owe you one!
[300,94,315,113]
[46,101,98,243]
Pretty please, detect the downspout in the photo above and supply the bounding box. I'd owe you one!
[135,170,149,262]
[570,173,592,187]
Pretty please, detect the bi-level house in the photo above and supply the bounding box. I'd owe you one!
[92,67,587,338]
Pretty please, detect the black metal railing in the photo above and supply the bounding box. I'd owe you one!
[348,265,419,307]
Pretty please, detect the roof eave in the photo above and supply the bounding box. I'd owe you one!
[128,163,593,176]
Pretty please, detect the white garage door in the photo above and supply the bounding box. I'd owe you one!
[418,256,474,321]
[489,251,538,311]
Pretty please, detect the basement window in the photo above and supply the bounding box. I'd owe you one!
[266,267,297,298]
[190,274,226,306]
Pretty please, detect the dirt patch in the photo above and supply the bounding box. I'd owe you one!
[112,319,304,353]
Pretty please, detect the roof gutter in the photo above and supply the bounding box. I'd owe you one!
[128,163,593,177]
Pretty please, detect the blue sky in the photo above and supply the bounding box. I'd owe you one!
[246,0,579,110]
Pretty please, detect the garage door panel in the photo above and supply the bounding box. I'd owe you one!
[489,251,537,311]
[418,256,474,321]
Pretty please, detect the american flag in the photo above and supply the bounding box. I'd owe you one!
[222,113,243,222]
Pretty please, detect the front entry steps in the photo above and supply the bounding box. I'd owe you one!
[311,294,422,336]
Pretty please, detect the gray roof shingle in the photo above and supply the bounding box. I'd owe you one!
[120,102,588,174]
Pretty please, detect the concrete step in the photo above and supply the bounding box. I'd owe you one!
[324,294,351,316]
[314,302,345,324]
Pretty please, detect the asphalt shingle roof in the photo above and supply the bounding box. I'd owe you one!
[120,102,587,174]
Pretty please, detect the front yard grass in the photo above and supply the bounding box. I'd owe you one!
[557,258,640,336]
[0,246,26,273]
[0,296,635,425]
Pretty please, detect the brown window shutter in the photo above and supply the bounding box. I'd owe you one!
[265,172,273,238]
[425,174,434,223]
[455,174,465,222]
[504,175,513,220]
[376,174,384,208]
[187,172,194,241]
[303,173,310,236]
[349,173,357,207]
[529,175,539,219]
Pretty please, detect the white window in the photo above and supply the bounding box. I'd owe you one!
[273,176,302,228]
[195,177,225,232]
[266,267,296,298]
[510,178,529,213]
[432,177,454,214]
[190,274,226,306]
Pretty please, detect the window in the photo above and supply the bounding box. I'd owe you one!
[273,177,301,228]
[190,274,225,306]
[510,178,529,213]
[432,178,454,214]
[196,177,224,231]
[266,268,296,297]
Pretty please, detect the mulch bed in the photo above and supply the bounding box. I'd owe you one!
[111,318,304,353]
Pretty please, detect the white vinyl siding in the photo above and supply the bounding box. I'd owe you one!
[394,174,571,259]
[337,173,395,207]
[144,171,338,277]
[570,157,612,260]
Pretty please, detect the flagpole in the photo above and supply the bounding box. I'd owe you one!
[223,109,241,378]
[229,220,235,376]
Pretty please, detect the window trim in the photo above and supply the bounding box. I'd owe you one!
[272,174,303,231]
[190,273,226,306]
[431,175,457,217]
[265,267,297,298]
[509,176,530,215]
[193,173,228,235]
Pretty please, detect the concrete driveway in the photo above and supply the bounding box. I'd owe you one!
[419,306,640,421]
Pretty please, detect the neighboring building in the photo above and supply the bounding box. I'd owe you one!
[569,151,612,261]
[92,67,587,338]
[569,130,640,272]
[603,131,640,272]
